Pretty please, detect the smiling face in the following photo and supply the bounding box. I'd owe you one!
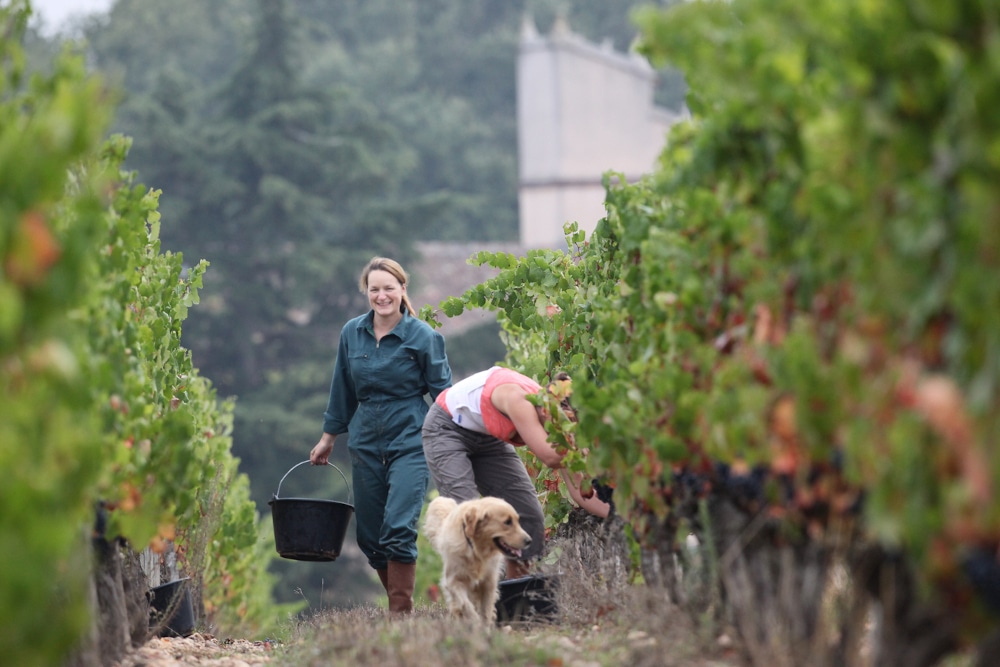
[366,269,405,318]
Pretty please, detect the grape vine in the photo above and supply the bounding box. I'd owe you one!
[1,9,277,665]
[440,0,1000,656]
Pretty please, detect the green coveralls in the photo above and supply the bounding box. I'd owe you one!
[322,310,451,569]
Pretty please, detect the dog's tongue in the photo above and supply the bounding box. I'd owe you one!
[498,539,522,558]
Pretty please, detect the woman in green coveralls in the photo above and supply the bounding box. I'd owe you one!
[310,257,452,613]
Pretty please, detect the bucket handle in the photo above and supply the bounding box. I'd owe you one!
[274,460,353,505]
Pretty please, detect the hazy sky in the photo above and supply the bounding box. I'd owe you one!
[30,0,114,30]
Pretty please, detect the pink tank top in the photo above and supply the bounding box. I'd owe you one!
[436,367,541,443]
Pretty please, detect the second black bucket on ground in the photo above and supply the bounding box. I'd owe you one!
[148,577,195,637]
[495,573,559,624]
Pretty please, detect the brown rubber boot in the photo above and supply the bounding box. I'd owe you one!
[376,568,388,592]
[386,561,416,614]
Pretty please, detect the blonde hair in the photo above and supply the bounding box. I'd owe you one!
[358,257,416,316]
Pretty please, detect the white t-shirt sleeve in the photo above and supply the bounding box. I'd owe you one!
[443,367,499,434]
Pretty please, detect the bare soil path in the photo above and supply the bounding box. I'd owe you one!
[114,634,275,667]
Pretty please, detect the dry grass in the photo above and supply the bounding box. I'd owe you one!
[273,591,741,667]
[270,530,743,667]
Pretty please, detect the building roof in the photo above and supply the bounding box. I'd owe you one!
[410,241,526,336]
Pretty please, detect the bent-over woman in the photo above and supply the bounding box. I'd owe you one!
[421,366,608,579]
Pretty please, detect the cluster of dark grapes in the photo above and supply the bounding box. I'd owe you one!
[961,547,1000,616]
[665,454,863,522]
[591,480,615,506]
[668,461,773,512]
[713,461,772,506]
[672,466,710,496]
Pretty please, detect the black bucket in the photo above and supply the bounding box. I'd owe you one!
[269,461,354,562]
[148,577,195,637]
[495,573,559,624]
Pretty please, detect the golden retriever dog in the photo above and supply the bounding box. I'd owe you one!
[423,495,532,624]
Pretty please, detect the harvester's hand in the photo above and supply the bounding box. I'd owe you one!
[559,469,610,519]
[310,433,336,465]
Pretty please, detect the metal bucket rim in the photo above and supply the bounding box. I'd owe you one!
[149,576,191,593]
[273,460,352,504]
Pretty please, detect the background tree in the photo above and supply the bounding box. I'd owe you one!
[131,0,418,603]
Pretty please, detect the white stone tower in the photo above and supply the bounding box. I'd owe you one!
[516,14,685,248]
